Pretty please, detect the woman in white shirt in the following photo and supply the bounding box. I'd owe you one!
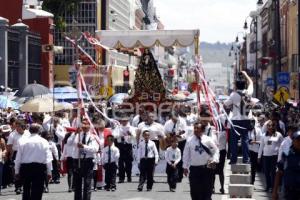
[258,121,283,192]
[248,120,263,185]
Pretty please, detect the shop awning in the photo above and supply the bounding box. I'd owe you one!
[95,30,200,49]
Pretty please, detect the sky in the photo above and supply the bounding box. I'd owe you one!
[153,0,257,43]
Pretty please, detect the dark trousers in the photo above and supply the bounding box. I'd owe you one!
[263,155,277,190]
[166,162,178,189]
[249,151,258,184]
[213,150,227,190]
[20,163,46,200]
[230,120,250,163]
[52,159,60,182]
[116,143,133,181]
[2,159,13,187]
[13,151,22,191]
[104,162,117,189]
[189,166,214,200]
[138,158,155,190]
[73,158,94,200]
[67,157,74,190]
[0,162,3,191]
[177,140,186,181]
[285,187,300,200]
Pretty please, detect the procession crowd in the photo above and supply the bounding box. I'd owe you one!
[0,73,299,200]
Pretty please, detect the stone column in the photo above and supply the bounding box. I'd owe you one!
[11,19,29,88]
[0,17,9,88]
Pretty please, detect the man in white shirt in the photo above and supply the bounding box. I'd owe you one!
[224,71,254,164]
[102,135,120,191]
[137,112,165,151]
[7,120,30,194]
[137,130,159,192]
[164,112,187,182]
[183,120,219,200]
[69,119,99,200]
[113,116,136,183]
[14,123,52,200]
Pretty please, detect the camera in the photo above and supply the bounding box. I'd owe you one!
[235,72,247,90]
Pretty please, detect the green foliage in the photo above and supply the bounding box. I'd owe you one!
[42,0,81,30]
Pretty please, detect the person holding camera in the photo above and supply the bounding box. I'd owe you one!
[224,71,254,164]
[183,119,219,200]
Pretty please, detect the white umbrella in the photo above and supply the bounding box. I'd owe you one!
[20,97,64,113]
[59,102,74,110]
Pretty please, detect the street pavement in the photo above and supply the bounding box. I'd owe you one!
[0,160,275,200]
[0,174,223,200]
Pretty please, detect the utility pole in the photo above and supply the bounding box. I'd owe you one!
[274,0,282,90]
[298,0,300,100]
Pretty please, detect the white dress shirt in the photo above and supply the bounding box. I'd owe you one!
[49,141,59,160]
[112,123,136,144]
[68,132,99,159]
[50,124,66,146]
[7,130,30,152]
[248,127,263,153]
[60,118,71,128]
[204,124,218,146]
[258,132,283,158]
[138,122,165,141]
[61,135,75,160]
[15,134,52,175]
[224,90,252,120]
[102,145,120,164]
[137,140,159,164]
[165,147,181,165]
[131,115,142,127]
[164,118,187,142]
[183,135,219,169]
[277,136,292,162]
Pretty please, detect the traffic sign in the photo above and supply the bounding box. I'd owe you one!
[266,78,274,87]
[273,86,289,105]
[277,72,290,86]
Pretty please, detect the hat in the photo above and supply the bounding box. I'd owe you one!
[292,131,300,140]
[0,125,12,133]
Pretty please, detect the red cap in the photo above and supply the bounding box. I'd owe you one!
[65,127,77,133]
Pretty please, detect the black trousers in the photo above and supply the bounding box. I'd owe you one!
[166,162,178,189]
[138,158,155,190]
[249,151,258,184]
[263,155,277,190]
[13,151,22,190]
[20,163,46,200]
[213,149,227,190]
[189,166,214,200]
[103,162,117,189]
[285,187,300,200]
[67,157,74,190]
[52,159,60,181]
[177,140,186,181]
[73,158,94,200]
[116,142,133,181]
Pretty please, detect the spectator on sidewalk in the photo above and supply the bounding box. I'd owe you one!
[0,127,7,195]
[248,119,263,185]
[258,121,283,192]
[272,131,300,200]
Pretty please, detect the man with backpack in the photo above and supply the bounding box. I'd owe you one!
[224,71,254,164]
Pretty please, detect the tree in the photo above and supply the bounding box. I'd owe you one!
[42,0,81,30]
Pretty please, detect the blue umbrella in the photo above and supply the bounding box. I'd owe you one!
[0,96,19,109]
[53,92,87,102]
[108,93,129,104]
[50,86,77,93]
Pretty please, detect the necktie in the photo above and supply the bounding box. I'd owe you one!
[82,133,87,144]
[108,146,111,163]
[172,122,176,134]
[145,142,148,158]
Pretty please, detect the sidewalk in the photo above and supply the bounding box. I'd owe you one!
[220,160,272,200]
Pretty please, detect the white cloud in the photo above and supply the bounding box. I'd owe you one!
[153,0,257,43]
